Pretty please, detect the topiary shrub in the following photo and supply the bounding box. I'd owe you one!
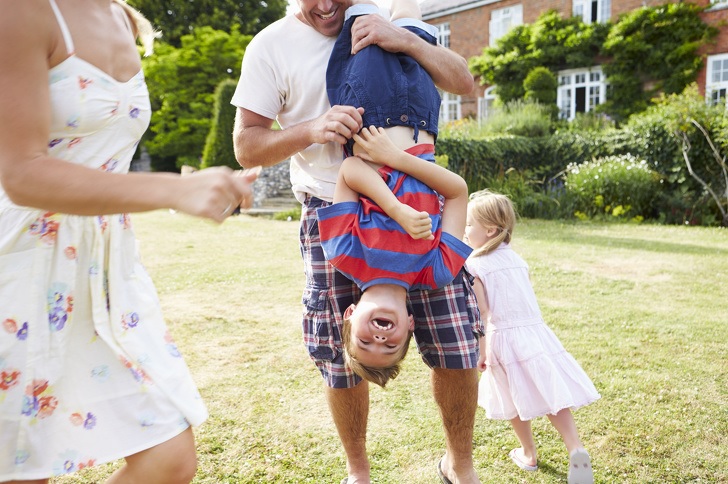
[523,67,558,119]
[201,79,239,170]
[563,153,662,222]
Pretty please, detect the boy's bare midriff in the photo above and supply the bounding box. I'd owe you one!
[353,125,435,159]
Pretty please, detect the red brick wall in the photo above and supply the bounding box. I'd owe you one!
[425,0,728,118]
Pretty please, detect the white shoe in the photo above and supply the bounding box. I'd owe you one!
[568,448,594,484]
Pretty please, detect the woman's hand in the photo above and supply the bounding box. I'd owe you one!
[175,166,260,223]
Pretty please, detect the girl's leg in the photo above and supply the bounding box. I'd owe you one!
[548,409,594,484]
[546,408,582,453]
[509,417,537,467]
[106,427,197,484]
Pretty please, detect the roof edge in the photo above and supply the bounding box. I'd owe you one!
[422,0,502,21]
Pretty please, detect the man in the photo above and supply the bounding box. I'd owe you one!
[231,2,481,483]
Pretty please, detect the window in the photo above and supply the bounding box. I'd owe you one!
[557,67,606,120]
[489,5,523,45]
[439,90,462,124]
[573,0,611,24]
[711,0,728,7]
[435,22,450,48]
[478,86,497,122]
[433,23,459,122]
[707,54,728,107]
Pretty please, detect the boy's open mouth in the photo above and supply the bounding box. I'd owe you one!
[372,319,393,330]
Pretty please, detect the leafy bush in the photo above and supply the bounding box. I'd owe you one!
[480,100,553,137]
[482,168,566,220]
[563,154,662,221]
[272,206,301,221]
[625,85,728,226]
[559,112,616,133]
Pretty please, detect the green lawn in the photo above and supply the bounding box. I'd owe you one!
[55,212,727,483]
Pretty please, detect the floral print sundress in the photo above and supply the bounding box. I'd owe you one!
[0,1,207,479]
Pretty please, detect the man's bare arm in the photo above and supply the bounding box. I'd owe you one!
[350,14,474,95]
[233,106,365,169]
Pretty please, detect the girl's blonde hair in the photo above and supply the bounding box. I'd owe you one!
[468,189,517,257]
[112,0,161,56]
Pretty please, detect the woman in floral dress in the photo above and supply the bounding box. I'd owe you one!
[0,0,257,482]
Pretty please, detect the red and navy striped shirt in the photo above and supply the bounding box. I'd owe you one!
[317,145,472,291]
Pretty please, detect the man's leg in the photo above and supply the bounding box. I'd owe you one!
[326,381,371,483]
[432,367,481,484]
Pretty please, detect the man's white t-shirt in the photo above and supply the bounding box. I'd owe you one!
[231,14,342,203]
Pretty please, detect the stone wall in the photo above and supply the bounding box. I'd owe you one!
[250,159,295,208]
[131,148,295,209]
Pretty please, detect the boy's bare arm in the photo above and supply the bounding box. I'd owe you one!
[353,126,467,238]
[338,155,433,239]
[353,127,467,201]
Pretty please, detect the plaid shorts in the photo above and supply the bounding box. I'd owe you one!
[301,196,483,389]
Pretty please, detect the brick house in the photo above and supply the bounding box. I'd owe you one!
[420,0,728,121]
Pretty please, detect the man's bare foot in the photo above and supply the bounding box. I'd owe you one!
[438,454,481,484]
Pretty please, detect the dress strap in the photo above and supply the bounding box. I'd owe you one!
[48,0,75,55]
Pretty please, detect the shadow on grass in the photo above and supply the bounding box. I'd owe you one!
[536,232,728,256]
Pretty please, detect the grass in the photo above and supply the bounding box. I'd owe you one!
[54,212,727,483]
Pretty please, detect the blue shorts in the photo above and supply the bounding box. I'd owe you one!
[301,196,482,388]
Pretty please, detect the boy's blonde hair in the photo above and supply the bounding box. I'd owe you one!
[468,189,517,257]
[112,0,161,56]
[341,318,413,388]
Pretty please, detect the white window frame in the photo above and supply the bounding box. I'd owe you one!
[710,0,728,8]
[707,54,728,107]
[489,4,523,46]
[435,22,450,49]
[557,67,607,120]
[433,23,459,122]
[477,86,497,122]
[439,90,462,124]
[573,0,611,24]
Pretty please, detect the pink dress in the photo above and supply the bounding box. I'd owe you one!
[465,243,600,420]
[0,1,207,479]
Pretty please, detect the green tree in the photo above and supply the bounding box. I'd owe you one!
[201,79,239,170]
[142,27,251,168]
[128,0,286,47]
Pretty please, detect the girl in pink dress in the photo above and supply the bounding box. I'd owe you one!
[464,190,600,484]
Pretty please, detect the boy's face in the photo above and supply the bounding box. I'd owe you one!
[344,300,414,368]
[296,0,352,37]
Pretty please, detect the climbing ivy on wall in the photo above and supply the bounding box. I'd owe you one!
[469,3,718,121]
[469,10,608,104]
[601,3,719,120]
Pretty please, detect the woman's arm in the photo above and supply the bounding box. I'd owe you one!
[0,1,255,223]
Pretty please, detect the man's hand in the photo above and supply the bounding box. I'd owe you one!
[350,13,411,55]
[310,105,365,145]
